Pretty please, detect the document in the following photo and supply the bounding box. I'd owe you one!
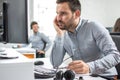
[0,52,18,59]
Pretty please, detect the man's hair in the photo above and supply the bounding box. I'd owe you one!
[30,21,38,29]
[56,0,81,12]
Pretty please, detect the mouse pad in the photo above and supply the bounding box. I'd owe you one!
[34,66,56,79]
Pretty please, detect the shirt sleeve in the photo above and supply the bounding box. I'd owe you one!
[87,21,120,74]
[50,35,66,68]
[41,33,52,51]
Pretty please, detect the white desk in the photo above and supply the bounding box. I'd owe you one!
[15,47,36,59]
[0,43,26,48]
[0,47,107,80]
[34,58,106,80]
[0,48,34,80]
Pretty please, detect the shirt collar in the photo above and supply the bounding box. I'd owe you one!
[67,18,82,35]
[33,31,39,35]
[75,18,82,32]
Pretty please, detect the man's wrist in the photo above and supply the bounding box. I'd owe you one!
[87,63,92,74]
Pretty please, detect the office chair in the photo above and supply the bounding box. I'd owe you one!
[110,33,120,51]
[36,42,46,58]
[110,33,120,79]
[110,32,120,35]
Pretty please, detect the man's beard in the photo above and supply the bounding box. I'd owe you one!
[58,16,74,31]
[58,21,66,30]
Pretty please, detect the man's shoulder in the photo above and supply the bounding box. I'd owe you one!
[81,19,107,34]
[82,19,104,28]
[39,32,46,36]
[36,32,44,36]
[38,32,48,38]
[82,19,99,25]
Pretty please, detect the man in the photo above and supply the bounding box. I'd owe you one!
[30,21,52,58]
[21,21,51,58]
[50,0,120,76]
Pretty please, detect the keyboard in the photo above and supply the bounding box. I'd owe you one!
[34,66,56,79]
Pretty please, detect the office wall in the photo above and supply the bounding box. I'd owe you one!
[80,0,120,27]
[6,0,28,43]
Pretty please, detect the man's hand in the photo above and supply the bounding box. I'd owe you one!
[53,16,66,36]
[67,60,90,74]
[37,50,45,54]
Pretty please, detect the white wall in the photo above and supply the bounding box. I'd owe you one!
[33,0,56,40]
[80,0,120,27]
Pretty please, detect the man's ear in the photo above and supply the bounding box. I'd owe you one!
[74,10,81,19]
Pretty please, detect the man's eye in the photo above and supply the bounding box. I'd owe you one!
[61,12,66,15]
[56,12,67,16]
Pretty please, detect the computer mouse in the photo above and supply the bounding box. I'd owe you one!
[34,60,44,65]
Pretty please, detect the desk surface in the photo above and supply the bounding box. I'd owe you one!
[34,58,106,80]
[0,48,32,63]
[0,48,107,80]
[35,75,106,80]
[0,48,34,80]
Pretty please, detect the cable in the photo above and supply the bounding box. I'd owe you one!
[90,74,115,80]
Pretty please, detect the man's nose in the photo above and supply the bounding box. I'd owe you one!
[57,14,62,21]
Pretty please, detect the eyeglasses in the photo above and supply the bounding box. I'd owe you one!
[54,55,73,71]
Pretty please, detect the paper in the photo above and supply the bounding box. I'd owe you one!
[0,52,18,59]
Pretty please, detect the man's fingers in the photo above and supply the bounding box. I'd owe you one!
[67,60,90,74]
[68,60,83,66]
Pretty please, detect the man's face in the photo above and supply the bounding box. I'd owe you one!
[32,24,39,33]
[56,2,76,31]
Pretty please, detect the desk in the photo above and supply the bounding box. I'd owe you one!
[0,43,35,60]
[0,43,36,59]
[15,47,36,59]
[34,58,106,80]
[0,48,34,80]
[0,47,107,80]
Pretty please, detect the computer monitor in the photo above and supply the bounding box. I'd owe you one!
[0,0,28,43]
[0,1,8,43]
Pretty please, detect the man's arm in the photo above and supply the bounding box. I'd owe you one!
[41,33,52,51]
[50,16,67,68]
[50,35,66,68]
[87,21,120,74]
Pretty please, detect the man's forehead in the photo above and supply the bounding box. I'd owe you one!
[56,3,70,12]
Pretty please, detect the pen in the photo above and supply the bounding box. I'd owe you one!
[90,74,115,80]
[56,66,67,69]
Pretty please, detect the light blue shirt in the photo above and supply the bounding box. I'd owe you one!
[29,32,51,51]
[50,19,120,76]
